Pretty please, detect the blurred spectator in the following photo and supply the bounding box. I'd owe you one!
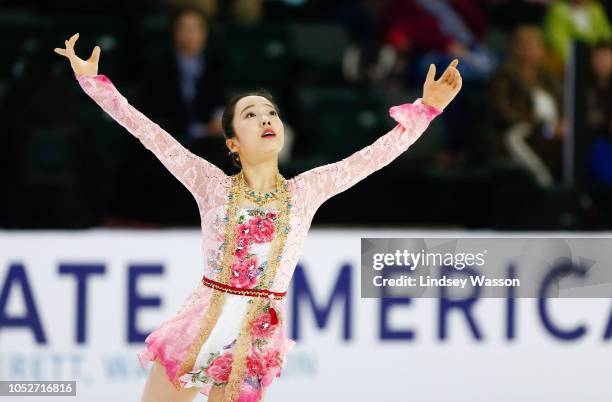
[586,41,612,184]
[543,0,611,62]
[334,0,391,36]
[382,0,498,83]
[340,0,399,88]
[141,6,226,144]
[231,0,264,25]
[488,25,566,188]
[485,0,551,32]
[342,40,397,88]
[115,6,228,225]
[163,0,219,19]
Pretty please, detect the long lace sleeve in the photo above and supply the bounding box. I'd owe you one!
[293,98,442,214]
[75,73,227,206]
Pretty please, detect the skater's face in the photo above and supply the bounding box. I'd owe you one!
[226,95,284,164]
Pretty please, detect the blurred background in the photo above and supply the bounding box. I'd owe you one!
[0,0,610,231]
[0,1,611,402]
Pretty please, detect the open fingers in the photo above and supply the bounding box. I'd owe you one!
[448,69,461,89]
[64,33,79,56]
[448,68,457,86]
[425,63,436,84]
[439,58,460,83]
[53,48,67,57]
[68,33,79,47]
[439,66,452,83]
[449,59,460,87]
[445,68,455,86]
[88,46,101,64]
[454,70,462,89]
[440,67,452,84]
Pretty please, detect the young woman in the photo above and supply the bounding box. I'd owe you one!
[55,33,461,402]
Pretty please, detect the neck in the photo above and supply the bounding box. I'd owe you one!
[518,62,539,83]
[518,60,537,72]
[240,160,280,193]
[177,47,201,58]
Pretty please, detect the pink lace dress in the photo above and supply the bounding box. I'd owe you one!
[75,73,442,401]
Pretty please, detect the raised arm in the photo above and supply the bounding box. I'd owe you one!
[54,33,226,205]
[293,98,442,213]
[294,59,461,214]
[74,73,227,198]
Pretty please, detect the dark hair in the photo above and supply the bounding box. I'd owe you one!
[221,89,281,169]
[171,6,208,34]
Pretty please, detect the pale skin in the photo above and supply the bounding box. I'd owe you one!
[54,32,461,402]
[224,58,462,193]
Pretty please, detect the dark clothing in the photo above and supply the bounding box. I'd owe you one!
[586,77,612,185]
[140,47,226,144]
[383,0,489,52]
[113,47,228,226]
[488,62,564,128]
[488,61,565,182]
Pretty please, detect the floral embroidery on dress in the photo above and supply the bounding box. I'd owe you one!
[237,347,283,402]
[186,338,236,386]
[79,74,440,401]
[244,299,285,388]
[204,352,233,384]
[230,208,279,289]
[245,347,283,387]
[181,206,286,390]
[250,301,280,343]
[181,296,284,389]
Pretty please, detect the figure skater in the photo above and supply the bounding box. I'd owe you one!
[54,32,462,402]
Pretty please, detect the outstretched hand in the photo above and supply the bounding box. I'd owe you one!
[421,59,462,111]
[53,33,100,76]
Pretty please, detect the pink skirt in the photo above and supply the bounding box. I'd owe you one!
[136,283,296,399]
